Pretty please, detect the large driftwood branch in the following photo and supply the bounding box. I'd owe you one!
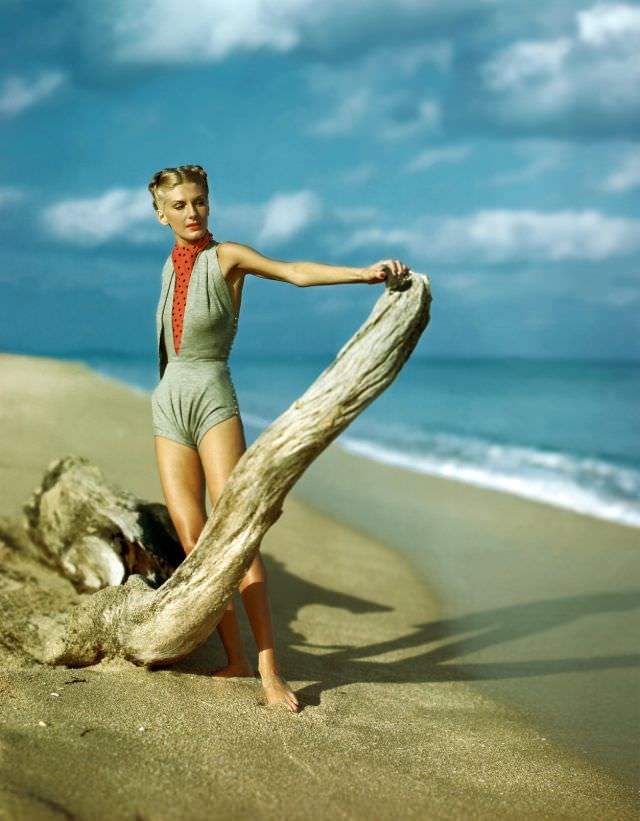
[31,272,432,668]
[22,457,184,592]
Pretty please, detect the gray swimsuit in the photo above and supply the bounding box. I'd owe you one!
[151,240,240,449]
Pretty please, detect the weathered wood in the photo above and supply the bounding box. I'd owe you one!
[22,458,184,592]
[26,271,432,669]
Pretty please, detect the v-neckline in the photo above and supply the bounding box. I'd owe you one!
[170,251,201,355]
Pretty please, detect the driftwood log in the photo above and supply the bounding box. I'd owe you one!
[23,271,432,669]
[22,458,185,593]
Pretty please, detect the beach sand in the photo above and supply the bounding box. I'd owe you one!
[293,442,640,790]
[0,352,637,820]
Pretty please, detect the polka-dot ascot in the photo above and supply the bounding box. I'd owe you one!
[171,229,213,354]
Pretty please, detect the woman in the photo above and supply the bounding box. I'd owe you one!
[148,164,410,713]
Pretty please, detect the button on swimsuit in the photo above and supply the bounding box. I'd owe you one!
[151,238,240,449]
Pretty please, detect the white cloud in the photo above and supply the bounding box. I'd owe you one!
[308,86,441,141]
[42,187,158,246]
[485,38,572,92]
[41,184,323,248]
[405,144,472,173]
[340,209,640,264]
[87,1,462,66]
[601,147,640,193]
[109,0,303,63]
[482,38,573,125]
[257,190,323,245]
[455,209,640,262]
[577,2,640,47]
[303,38,446,142]
[0,70,65,117]
[481,2,640,131]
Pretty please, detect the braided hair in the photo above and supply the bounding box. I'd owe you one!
[148,164,209,212]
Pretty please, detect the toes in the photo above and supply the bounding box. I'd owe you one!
[264,687,300,711]
[283,696,298,713]
[286,693,300,712]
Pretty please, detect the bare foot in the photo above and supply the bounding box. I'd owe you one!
[260,672,300,713]
[211,660,255,679]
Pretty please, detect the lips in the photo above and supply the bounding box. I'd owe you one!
[187,224,201,229]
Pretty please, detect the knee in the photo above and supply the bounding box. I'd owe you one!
[176,527,204,556]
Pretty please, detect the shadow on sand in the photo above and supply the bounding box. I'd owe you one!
[171,554,640,709]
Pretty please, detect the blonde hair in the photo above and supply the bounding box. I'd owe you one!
[148,164,210,212]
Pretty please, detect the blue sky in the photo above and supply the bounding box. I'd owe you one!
[1,0,639,360]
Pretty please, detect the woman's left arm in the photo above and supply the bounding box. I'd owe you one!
[219,241,409,287]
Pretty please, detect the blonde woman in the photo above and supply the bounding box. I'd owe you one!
[148,164,410,712]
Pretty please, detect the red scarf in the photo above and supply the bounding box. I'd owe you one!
[171,230,213,354]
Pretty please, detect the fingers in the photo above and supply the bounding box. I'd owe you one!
[375,258,410,277]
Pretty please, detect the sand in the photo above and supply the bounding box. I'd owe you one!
[0,352,637,820]
[293,442,640,788]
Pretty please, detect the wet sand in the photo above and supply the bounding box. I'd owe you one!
[294,438,640,789]
[0,352,637,820]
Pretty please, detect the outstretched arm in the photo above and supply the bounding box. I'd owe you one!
[217,241,409,287]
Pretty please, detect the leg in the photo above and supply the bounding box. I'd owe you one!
[198,415,300,712]
[153,435,207,555]
[154,433,252,675]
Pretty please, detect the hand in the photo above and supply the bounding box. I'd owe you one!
[361,258,410,285]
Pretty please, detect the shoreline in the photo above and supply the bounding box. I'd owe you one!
[337,435,640,530]
[12,349,640,531]
[293,441,640,788]
[0,351,637,818]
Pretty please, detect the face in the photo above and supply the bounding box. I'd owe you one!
[155,182,210,246]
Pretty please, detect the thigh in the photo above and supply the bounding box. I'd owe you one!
[197,415,247,506]
[154,435,207,550]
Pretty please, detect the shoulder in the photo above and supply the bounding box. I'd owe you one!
[213,241,296,284]
[213,240,243,261]
[210,240,247,279]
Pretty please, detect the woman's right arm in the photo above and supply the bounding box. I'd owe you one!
[217,241,408,287]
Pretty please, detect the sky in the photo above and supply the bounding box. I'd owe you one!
[1,0,639,361]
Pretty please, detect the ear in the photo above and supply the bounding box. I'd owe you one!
[155,209,169,226]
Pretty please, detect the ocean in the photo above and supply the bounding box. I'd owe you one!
[61,351,640,529]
